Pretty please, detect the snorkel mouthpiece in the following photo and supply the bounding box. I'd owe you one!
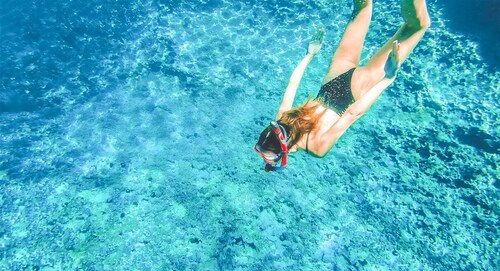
[254,121,289,172]
[265,163,276,172]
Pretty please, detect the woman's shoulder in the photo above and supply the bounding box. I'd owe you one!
[306,107,342,157]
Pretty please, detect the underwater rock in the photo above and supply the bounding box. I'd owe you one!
[455,127,499,154]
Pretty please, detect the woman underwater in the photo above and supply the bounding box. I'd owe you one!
[254,0,431,171]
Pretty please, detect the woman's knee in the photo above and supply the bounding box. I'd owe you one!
[419,12,431,30]
[414,3,431,30]
[403,0,431,30]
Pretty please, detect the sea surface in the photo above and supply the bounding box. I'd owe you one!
[0,0,498,270]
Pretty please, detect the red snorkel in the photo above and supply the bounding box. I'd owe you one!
[254,121,289,172]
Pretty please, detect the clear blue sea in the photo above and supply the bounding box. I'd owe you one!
[0,0,498,270]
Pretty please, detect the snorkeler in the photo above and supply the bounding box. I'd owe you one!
[255,0,431,171]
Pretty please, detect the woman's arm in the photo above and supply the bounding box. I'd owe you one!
[276,29,325,119]
[276,53,314,119]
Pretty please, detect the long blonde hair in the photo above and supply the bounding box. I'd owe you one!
[279,100,325,148]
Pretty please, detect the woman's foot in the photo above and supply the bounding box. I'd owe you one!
[384,40,401,78]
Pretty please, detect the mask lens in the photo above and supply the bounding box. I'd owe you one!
[262,152,278,161]
[254,145,280,164]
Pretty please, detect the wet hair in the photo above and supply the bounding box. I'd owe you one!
[256,100,324,154]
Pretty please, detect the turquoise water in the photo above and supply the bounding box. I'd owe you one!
[0,0,498,270]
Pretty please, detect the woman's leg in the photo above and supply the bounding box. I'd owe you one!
[323,0,372,84]
[351,0,431,99]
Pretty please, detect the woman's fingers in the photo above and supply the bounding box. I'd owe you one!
[312,28,325,43]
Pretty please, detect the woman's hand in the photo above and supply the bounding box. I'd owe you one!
[307,28,325,55]
[384,40,401,78]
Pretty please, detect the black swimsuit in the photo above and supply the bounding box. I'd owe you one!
[306,68,356,154]
[315,68,356,116]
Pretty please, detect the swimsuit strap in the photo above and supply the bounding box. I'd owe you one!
[305,132,310,154]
